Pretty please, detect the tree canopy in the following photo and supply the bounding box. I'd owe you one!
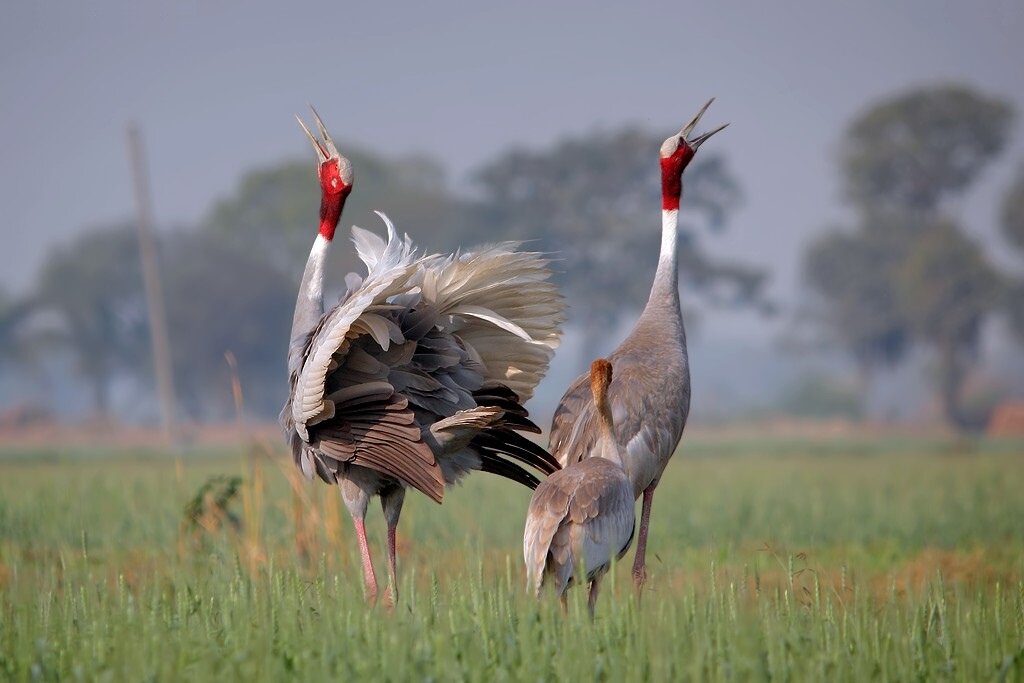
[803,83,1016,429]
[841,84,1013,211]
[469,128,766,329]
[32,225,147,417]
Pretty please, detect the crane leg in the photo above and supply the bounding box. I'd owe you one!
[352,516,379,603]
[632,483,656,594]
[381,486,405,606]
[587,577,602,619]
[385,525,398,605]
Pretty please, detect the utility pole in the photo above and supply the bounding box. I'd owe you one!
[127,124,179,447]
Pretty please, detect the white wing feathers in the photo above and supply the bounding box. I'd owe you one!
[291,213,421,440]
[420,244,564,402]
[292,213,564,443]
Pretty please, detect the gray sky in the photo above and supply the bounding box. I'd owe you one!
[3,0,1024,319]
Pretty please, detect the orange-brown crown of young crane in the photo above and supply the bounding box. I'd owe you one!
[524,359,635,616]
[280,108,565,605]
[547,100,727,593]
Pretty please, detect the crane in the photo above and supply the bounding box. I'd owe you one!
[281,109,565,604]
[524,359,634,616]
[547,100,727,593]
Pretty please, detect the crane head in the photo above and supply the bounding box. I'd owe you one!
[296,106,353,198]
[297,106,353,240]
[660,98,728,164]
[660,98,728,209]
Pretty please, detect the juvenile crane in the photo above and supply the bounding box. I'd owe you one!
[524,359,634,616]
[281,109,565,604]
[548,100,727,592]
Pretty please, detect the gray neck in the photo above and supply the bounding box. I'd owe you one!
[596,411,624,467]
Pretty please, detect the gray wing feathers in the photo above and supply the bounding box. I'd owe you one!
[524,460,634,595]
[549,359,686,495]
[421,245,564,403]
[285,214,566,502]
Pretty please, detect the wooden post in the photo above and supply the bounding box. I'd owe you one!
[127,125,179,447]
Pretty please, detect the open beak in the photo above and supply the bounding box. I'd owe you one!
[680,98,729,149]
[295,105,340,162]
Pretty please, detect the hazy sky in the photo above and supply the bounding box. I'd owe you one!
[3,0,1024,319]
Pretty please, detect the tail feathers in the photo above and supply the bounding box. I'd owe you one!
[472,385,541,433]
[430,406,504,455]
[478,452,540,489]
[472,429,561,475]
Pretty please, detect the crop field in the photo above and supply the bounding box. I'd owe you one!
[1,434,1023,681]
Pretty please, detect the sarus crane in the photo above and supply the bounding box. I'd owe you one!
[280,109,565,604]
[524,359,634,617]
[547,99,727,593]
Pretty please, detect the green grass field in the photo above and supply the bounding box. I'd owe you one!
[1,435,1023,681]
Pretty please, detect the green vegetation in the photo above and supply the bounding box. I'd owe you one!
[1,437,1023,681]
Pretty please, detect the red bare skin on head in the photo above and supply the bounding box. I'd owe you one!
[318,158,352,241]
[660,143,696,211]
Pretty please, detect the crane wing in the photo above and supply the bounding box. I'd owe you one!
[419,243,564,403]
[549,361,684,496]
[290,213,421,440]
[283,213,563,501]
[524,459,634,593]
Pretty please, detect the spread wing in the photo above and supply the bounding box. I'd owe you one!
[283,213,565,503]
[420,243,564,403]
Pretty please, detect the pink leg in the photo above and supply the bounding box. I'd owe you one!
[385,524,399,606]
[632,484,656,593]
[353,517,379,603]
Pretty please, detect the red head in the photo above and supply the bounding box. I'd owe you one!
[660,98,728,210]
[297,106,353,241]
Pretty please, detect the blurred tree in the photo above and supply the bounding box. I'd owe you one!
[0,286,31,370]
[803,213,915,372]
[895,221,1002,427]
[205,146,465,286]
[842,84,1013,212]
[468,128,767,341]
[160,232,295,419]
[1003,163,1024,252]
[32,225,147,418]
[802,84,1015,430]
[1001,165,1024,342]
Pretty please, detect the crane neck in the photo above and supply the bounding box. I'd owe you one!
[291,187,349,341]
[290,234,331,341]
[647,208,680,308]
[595,404,624,467]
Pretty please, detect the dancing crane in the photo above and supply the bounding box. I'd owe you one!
[281,109,565,604]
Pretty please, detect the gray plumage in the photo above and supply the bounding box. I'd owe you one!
[281,111,565,603]
[524,359,634,615]
[547,100,727,590]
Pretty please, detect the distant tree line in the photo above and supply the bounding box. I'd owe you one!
[801,84,1024,430]
[0,130,759,422]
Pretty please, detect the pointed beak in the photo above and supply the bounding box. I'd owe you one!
[295,114,328,162]
[679,98,728,148]
[296,105,341,163]
[691,122,729,148]
[309,105,340,159]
